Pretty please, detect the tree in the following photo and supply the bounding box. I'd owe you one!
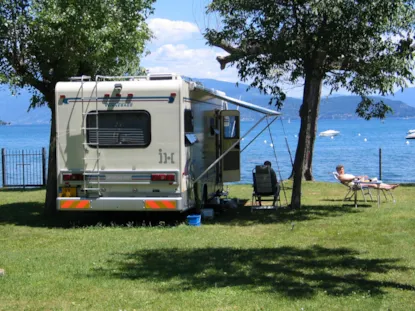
[204,0,415,208]
[0,0,155,214]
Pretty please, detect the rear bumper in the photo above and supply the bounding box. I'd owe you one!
[56,197,185,211]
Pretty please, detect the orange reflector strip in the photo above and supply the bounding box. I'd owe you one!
[76,200,90,209]
[145,200,176,209]
[146,201,160,209]
[60,200,90,209]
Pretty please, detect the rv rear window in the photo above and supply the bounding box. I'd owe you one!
[86,110,151,148]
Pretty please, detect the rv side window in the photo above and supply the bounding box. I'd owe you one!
[223,115,239,139]
[184,109,194,133]
[86,110,151,148]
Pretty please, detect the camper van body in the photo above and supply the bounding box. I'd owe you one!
[55,74,242,212]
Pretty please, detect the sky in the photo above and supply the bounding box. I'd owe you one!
[141,0,237,80]
[139,0,413,99]
[141,0,310,98]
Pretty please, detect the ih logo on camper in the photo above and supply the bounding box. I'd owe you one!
[159,149,175,164]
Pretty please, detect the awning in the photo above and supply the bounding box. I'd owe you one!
[193,85,281,116]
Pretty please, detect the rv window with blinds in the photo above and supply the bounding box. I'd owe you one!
[86,110,151,148]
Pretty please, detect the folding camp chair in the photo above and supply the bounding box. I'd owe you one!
[252,165,281,211]
[332,172,373,204]
[380,188,396,203]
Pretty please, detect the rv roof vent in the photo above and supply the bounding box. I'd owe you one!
[148,73,174,81]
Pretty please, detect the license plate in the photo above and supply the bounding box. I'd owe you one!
[59,187,77,197]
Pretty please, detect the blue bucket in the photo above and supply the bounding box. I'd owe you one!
[187,214,201,227]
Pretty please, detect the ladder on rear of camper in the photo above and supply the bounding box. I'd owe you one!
[71,75,102,194]
[74,73,174,195]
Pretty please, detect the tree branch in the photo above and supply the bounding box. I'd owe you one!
[7,50,49,94]
[17,70,48,94]
[213,39,263,70]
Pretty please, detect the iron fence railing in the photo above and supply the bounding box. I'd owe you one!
[1,148,47,188]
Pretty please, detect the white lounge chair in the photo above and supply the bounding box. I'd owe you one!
[333,172,373,204]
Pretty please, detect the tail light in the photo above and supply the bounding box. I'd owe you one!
[151,173,176,182]
[63,173,84,181]
[168,92,176,103]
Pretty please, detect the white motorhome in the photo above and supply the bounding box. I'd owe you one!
[55,73,279,212]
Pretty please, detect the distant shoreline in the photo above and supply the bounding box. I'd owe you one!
[2,117,414,125]
[242,116,415,122]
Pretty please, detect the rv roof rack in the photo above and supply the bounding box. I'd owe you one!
[95,75,148,81]
[69,75,91,82]
[65,73,181,82]
[68,73,180,82]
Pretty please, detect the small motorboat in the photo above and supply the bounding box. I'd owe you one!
[319,130,340,137]
[406,132,415,139]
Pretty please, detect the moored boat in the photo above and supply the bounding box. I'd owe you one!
[406,132,415,139]
[319,129,340,137]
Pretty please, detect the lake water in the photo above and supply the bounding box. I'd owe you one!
[239,118,415,184]
[0,118,414,187]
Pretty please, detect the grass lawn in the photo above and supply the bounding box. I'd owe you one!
[1,182,414,310]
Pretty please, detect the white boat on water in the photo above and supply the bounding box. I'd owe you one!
[319,130,340,137]
[407,129,415,134]
[406,132,415,139]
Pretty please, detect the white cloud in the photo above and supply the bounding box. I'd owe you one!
[142,18,319,98]
[148,18,200,44]
[142,44,311,97]
[142,43,313,97]
[145,18,415,98]
[143,18,240,83]
[142,43,239,82]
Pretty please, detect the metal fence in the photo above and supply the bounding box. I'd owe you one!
[1,148,47,188]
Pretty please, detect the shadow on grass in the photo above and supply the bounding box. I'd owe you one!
[0,198,364,228]
[209,203,361,226]
[321,199,373,207]
[0,202,189,228]
[0,202,51,227]
[94,245,415,298]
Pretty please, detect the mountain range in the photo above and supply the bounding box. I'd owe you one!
[1,79,415,124]
[194,78,415,120]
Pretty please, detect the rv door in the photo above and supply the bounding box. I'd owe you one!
[220,110,240,182]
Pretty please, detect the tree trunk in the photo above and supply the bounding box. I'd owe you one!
[290,70,323,209]
[303,84,321,181]
[44,95,57,215]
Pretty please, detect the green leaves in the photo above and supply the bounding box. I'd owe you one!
[205,0,415,118]
[0,0,155,106]
[356,97,393,120]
